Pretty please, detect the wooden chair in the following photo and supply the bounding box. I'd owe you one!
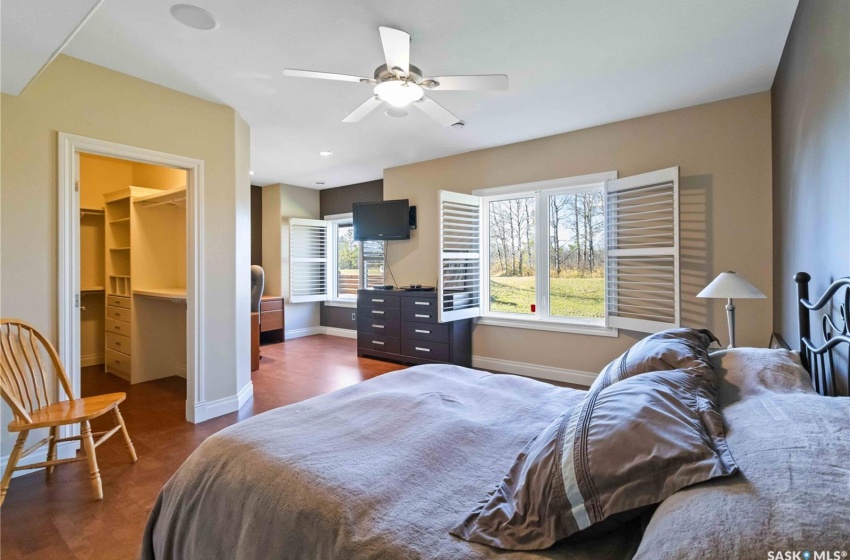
[0,319,137,506]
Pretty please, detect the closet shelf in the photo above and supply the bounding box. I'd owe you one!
[133,186,187,209]
[110,274,131,279]
[109,217,131,224]
[134,288,186,301]
[81,207,105,218]
[109,247,131,251]
[81,286,105,293]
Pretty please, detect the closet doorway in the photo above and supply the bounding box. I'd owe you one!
[58,134,206,436]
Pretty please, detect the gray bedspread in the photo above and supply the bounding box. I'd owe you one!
[140,364,643,559]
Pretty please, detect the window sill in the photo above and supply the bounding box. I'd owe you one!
[324,300,357,309]
[475,316,619,338]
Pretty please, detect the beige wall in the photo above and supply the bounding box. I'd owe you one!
[1,55,251,457]
[384,92,773,373]
[261,183,321,334]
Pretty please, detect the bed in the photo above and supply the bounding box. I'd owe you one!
[140,273,850,559]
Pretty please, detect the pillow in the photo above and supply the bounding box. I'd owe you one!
[590,328,719,394]
[633,391,850,560]
[710,347,815,408]
[450,369,738,550]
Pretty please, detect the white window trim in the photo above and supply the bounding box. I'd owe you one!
[324,212,359,306]
[475,171,619,338]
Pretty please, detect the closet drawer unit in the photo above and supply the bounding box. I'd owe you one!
[357,333,400,355]
[357,293,400,309]
[107,305,131,323]
[260,298,282,312]
[359,315,400,335]
[401,339,450,363]
[358,306,400,322]
[106,318,130,336]
[400,321,449,343]
[106,331,131,355]
[105,349,131,378]
[400,296,436,311]
[107,295,131,309]
[401,307,437,324]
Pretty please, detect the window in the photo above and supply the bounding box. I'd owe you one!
[438,167,680,335]
[288,213,385,306]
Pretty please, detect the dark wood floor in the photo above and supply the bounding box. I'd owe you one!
[0,335,405,560]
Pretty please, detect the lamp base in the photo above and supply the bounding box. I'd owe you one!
[726,299,736,348]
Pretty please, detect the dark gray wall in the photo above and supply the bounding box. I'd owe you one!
[772,0,849,392]
[319,179,384,329]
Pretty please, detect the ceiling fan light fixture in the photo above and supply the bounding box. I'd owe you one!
[374,80,423,108]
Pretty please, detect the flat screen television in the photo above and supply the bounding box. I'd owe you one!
[353,199,411,241]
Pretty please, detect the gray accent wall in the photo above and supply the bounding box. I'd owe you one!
[772,0,849,393]
[319,179,384,330]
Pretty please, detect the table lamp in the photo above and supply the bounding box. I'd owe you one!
[697,271,766,348]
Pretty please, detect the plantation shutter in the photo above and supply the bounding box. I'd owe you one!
[438,190,482,322]
[289,218,331,303]
[605,167,680,332]
[360,239,385,289]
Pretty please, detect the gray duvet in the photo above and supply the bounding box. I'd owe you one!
[140,364,642,560]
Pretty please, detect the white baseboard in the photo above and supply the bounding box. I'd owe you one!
[1,440,79,479]
[81,353,104,367]
[322,327,357,339]
[284,326,324,340]
[192,380,254,423]
[472,355,597,387]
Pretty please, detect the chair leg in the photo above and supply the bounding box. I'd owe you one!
[1,431,28,507]
[46,426,58,475]
[112,407,137,463]
[80,421,103,501]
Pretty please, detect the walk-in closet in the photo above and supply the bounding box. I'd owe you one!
[79,154,188,387]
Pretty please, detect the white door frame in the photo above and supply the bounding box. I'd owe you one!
[58,132,206,432]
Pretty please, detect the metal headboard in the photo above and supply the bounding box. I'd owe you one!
[795,272,850,396]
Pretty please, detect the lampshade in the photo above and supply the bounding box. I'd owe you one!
[697,271,766,299]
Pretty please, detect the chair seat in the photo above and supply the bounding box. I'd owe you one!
[7,393,126,432]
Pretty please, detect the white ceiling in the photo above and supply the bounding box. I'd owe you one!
[60,0,797,189]
[1,0,103,95]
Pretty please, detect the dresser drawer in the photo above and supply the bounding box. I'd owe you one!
[358,315,400,335]
[106,295,130,309]
[357,293,400,309]
[400,296,436,311]
[107,305,131,323]
[401,307,437,323]
[401,339,450,362]
[105,349,131,379]
[401,321,449,343]
[358,306,400,322]
[260,309,283,332]
[358,333,400,355]
[260,298,283,311]
[106,331,131,355]
[106,318,130,336]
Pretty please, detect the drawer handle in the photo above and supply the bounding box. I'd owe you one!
[114,325,121,330]
[372,310,384,315]
[115,342,121,347]
[114,312,121,316]
[372,298,384,303]
[415,314,430,318]
[415,347,431,352]
[414,301,430,306]
[372,340,385,346]
[372,324,384,329]
[415,329,430,334]
[114,360,121,364]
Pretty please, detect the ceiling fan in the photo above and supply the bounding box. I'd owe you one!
[283,27,508,126]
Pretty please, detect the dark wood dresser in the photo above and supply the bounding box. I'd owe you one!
[356,289,472,367]
[260,295,285,343]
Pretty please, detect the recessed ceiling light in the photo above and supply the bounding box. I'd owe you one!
[316,181,326,186]
[249,170,255,176]
[319,151,333,156]
[170,4,219,31]
[385,108,408,118]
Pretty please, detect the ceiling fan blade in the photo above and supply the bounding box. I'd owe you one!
[283,68,373,83]
[342,96,384,123]
[378,27,410,76]
[424,74,509,91]
[412,95,461,127]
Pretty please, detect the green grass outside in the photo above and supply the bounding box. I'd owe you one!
[489,276,604,318]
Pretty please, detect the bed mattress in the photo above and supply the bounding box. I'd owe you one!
[140,364,643,559]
